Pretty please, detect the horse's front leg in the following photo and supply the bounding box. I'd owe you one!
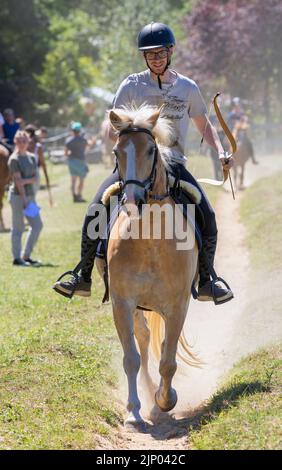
[112,298,145,431]
[155,308,186,412]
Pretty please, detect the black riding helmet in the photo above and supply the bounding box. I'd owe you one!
[137,22,176,50]
[138,23,175,89]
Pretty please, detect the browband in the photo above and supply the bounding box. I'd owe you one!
[119,127,155,139]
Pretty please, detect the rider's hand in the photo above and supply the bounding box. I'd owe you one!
[219,152,234,170]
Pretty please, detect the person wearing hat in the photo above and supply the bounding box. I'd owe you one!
[8,130,43,266]
[53,23,234,305]
[64,122,90,202]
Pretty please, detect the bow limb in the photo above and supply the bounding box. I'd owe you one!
[213,92,237,155]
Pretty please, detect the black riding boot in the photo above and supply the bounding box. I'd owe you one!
[197,234,234,304]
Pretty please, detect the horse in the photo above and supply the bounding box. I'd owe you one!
[0,143,10,231]
[232,117,258,190]
[95,106,201,431]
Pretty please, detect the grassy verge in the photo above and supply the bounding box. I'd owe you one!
[240,172,282,271]
[0,163,122,449]
[188,345,281,450]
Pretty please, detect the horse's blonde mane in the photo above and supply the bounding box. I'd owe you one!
[110,105,175,147]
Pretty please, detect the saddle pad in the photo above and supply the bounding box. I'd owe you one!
[96,193,202,259]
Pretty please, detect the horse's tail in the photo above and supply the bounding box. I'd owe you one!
[144,311,202,368]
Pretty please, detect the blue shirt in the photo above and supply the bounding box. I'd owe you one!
[65,134,88,161]
[3,122,20,146]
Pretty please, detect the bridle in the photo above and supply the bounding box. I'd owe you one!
[114,127,169,202]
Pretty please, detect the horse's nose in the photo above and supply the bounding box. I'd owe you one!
[125,185,146,206]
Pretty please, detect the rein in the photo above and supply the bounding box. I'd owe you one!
[116,127,169,202]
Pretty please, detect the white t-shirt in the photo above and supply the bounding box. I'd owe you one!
[112,69,207,163]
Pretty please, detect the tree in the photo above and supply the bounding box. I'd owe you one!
[176,0,282,122]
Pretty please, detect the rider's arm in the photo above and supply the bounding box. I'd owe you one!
[11,171,37,207]
[192,114,234,170]
[192,114,224,154]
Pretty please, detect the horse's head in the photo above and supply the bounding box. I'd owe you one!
[109,105,173,211]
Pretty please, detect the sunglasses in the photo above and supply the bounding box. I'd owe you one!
[145,49,169,60]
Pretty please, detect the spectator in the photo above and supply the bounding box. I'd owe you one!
[65,122,95,203]
[8,130,43,266]
[3,108,20,148]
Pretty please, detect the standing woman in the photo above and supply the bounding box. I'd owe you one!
[8,130,43,266]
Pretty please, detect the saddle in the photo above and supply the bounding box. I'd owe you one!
[97,174,203,303]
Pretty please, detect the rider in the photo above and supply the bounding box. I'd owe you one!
[53,22,234,304]
[228,97,244,131]
[228,97,258,165]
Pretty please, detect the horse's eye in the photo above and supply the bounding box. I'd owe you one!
[148,146,155,156]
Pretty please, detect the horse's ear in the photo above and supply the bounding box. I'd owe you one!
[147,105,164,128]
[109,110,126,131]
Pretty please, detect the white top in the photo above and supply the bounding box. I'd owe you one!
[113,69,207,163]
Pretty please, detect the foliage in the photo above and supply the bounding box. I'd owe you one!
[0,0,192,125]
[176,0,282,122]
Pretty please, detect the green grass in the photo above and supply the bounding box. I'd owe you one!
[188,153,221,207]
[188,345,282,450]
[0,163,122,449]
[240,172,282,271]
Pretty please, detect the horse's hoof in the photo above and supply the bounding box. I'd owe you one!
[155,388,177,412]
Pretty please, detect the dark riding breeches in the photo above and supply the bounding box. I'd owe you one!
[80,164,217,281]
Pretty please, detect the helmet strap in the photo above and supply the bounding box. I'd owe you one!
[145,55,170,90]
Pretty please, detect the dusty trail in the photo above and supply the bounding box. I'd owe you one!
[104,152,282,450]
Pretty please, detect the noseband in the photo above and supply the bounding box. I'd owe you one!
[116,127,159,201]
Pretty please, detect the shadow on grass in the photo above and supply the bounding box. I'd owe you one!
[28,262,59,268]
[187,380,270,432]
[140,380,270,441]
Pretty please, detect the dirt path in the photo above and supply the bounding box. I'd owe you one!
[104,152,282,450]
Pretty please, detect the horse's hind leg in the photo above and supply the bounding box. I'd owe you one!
[134,310,157,402]
[155,309,186,412]
[112,299,145,431]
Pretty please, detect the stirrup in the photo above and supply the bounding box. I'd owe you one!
[53,270,80,299]
[192,277,233,305]
[211,277,233,305]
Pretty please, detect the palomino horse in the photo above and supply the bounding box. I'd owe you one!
[95,106,200,430]
[232,117,258,190]
[0,143,10,231]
